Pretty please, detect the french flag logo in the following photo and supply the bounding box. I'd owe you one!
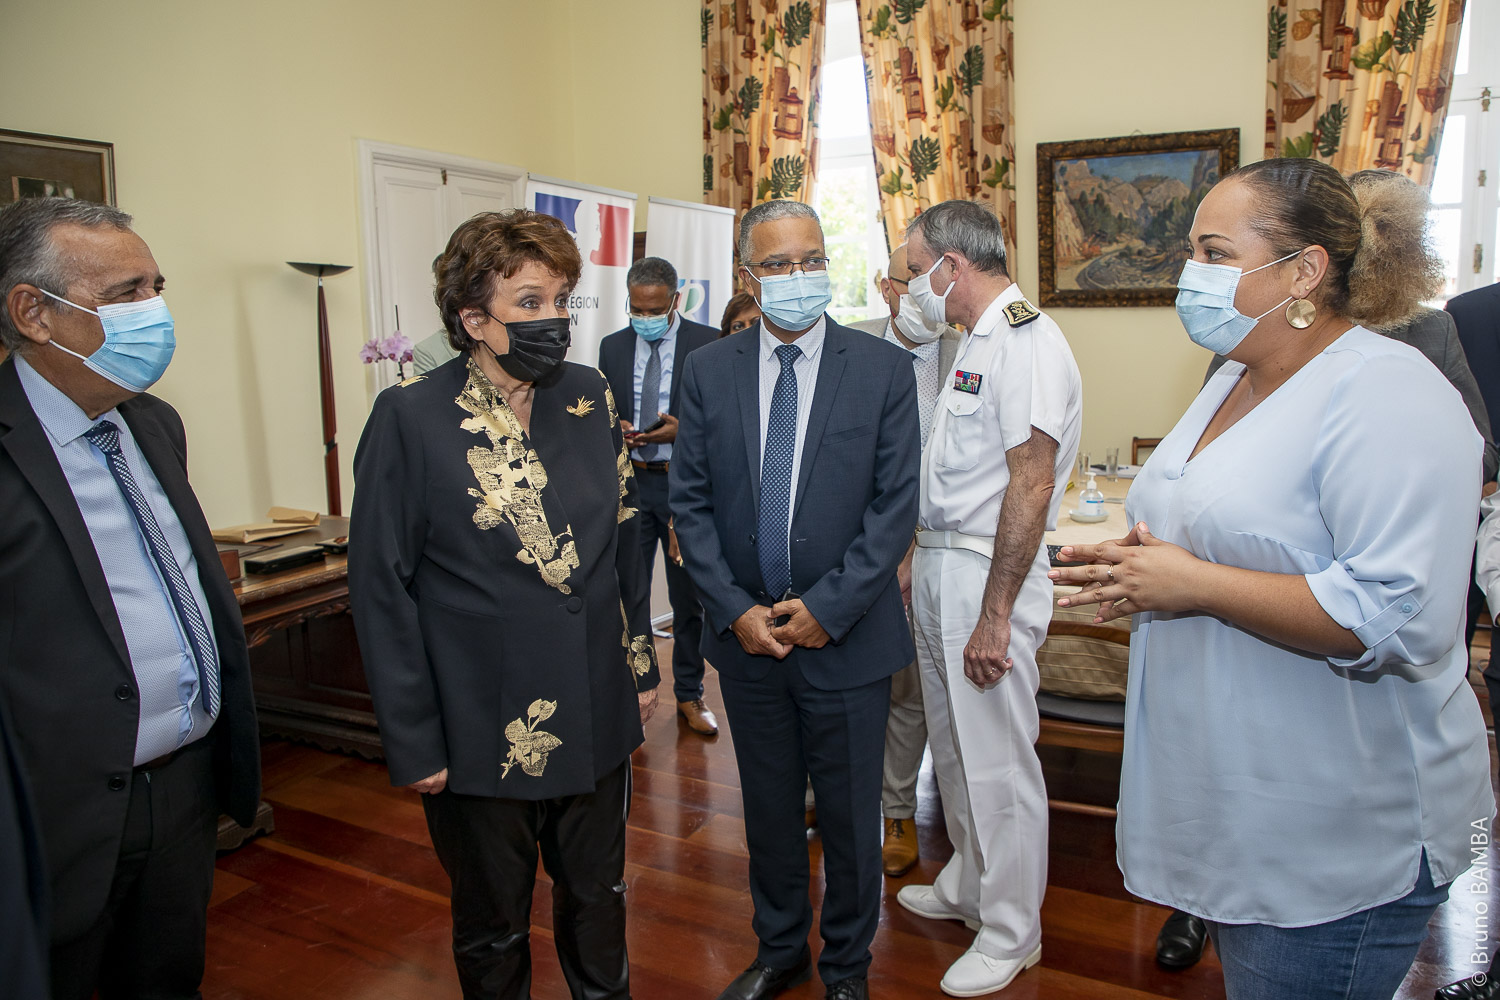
[534,194,631,268]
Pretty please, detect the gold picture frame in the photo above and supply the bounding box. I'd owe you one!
[1037,129,1239,308]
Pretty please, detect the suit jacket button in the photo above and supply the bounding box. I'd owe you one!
[567,596,583,613]
[108,774,127,791]
[115,684,133,701]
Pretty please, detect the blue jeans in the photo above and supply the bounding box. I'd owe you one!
[1205,853,1449,1000]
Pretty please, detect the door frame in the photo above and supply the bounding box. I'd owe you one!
[355,139,527,399]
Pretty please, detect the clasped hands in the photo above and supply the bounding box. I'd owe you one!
[1048,521,1201,622]
[732,599,830,658]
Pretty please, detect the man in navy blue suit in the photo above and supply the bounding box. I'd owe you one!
[599,257,721,735]
[670,200,919,1000]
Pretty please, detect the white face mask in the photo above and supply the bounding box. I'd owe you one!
[906,254,955,327]
[894,293,943,344]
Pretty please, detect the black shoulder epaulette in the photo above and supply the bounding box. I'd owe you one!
[1003,299,1040,327]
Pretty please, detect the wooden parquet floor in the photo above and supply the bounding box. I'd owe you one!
[205,635,1500,999]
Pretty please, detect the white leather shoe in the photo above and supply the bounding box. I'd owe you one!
[939,944,1042,997]
[896,884,981,931]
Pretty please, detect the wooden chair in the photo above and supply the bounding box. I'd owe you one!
[1036,620,1127,818]
[1131,436,1161,465]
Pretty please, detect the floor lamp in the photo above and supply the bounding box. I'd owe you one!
[287,262,352,517]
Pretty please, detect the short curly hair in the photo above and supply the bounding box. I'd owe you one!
[433,210,582,353]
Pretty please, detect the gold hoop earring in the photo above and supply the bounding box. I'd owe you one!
[1285,298,1316,330]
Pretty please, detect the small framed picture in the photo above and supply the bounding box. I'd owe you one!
[1036,129,1239,308]
[1,129,115,207]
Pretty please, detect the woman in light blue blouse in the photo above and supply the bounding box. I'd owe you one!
[1052,158,1494,1000]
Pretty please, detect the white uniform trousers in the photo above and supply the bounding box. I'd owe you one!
[911,542,1051,960]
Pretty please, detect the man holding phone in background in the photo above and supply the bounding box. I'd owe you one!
[599,256,720,735]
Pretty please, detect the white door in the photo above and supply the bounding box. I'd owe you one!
[359,142,525,394]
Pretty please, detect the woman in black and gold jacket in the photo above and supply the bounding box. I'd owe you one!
[349,209,659,1000]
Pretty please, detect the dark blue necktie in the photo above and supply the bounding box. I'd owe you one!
[758,344,801,599]
[85,420,220,716]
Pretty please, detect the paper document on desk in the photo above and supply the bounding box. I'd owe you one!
[211,507,321,543]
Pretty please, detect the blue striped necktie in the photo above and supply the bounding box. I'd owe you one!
[84,420,221,716]
[758,343,801,599]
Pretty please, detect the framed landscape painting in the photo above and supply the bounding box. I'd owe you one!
[1037,129,1239,308]
[0,129,115,208]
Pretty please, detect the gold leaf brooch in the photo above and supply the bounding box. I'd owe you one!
[566,396,595,418]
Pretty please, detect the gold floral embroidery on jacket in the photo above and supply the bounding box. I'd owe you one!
[457,361,580,593]
[502,699,562,778]
[604,380,637,524]
[620,601,655,679]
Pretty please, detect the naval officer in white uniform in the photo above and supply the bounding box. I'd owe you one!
[896,200,1082,997]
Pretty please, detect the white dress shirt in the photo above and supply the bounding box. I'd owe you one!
[758,316,827,544]
[919,284,1082,535]
[882,319,944,449]
[14,356,218,765]
[630,312,680,461]
[1119,327,1493,926]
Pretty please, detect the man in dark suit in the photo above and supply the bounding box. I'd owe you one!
[0,695,48,1000]
[671,200,919,1000]
[1451,280,1500,472]
[0,198,260,999]
[599,256,720,735]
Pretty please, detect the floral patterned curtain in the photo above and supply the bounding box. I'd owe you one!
[1266,0,1466,185]
[703,0,827,226]
[854,0,1017,260]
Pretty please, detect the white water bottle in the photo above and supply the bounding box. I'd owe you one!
[1079,474,1104,517]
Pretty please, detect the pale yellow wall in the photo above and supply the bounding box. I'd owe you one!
[0,0,577,525]
[1011,0,1268,459]
[559,0,707,227]
[1,0,1264,525]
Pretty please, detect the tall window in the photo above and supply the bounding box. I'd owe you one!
[1430,0,1498,298]
[817,0,887,326]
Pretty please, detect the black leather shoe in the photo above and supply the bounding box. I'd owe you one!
[716,948,813,1000]
[1437,957,1500,999]
[825,976,868,999]
[1155,909,1208,969]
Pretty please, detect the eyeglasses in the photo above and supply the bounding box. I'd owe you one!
[742,256,830,275]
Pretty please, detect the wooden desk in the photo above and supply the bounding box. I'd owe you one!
[231,517,382,760]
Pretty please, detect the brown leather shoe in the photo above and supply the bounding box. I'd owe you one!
[677,698,719,735]
[882,817,919,876]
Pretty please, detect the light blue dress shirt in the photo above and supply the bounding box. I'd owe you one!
[15,356,218,765]
[758,317,826,546]
[1118,327,1494,927]
[881,319,942,448]
[630,313,680,462]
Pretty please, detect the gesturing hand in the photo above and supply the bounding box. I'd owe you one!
[408,768,448,795]
[770,598,830,649]
[732,606,791,659]
[964,612,1012,687]
[1049,522,1204,622]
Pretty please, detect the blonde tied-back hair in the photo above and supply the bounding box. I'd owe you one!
[1232,159,1441,331]
[1345,169,1446,330]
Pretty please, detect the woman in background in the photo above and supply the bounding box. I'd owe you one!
[718,290,760,338]
[1053,158,1493,1000]
[349,209,660,1000]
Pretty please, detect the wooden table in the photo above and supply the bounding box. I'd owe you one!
[231,517,382,761]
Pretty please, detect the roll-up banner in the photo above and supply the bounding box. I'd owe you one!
[526,175,638,366]
[644,196,737,330]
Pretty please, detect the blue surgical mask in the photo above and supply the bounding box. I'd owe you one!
[630,312,671,342]
[40,289,176,391]
[1175,248,1304,355]
[752,270,832,332]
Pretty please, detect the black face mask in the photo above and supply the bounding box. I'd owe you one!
[483,314,571,387]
